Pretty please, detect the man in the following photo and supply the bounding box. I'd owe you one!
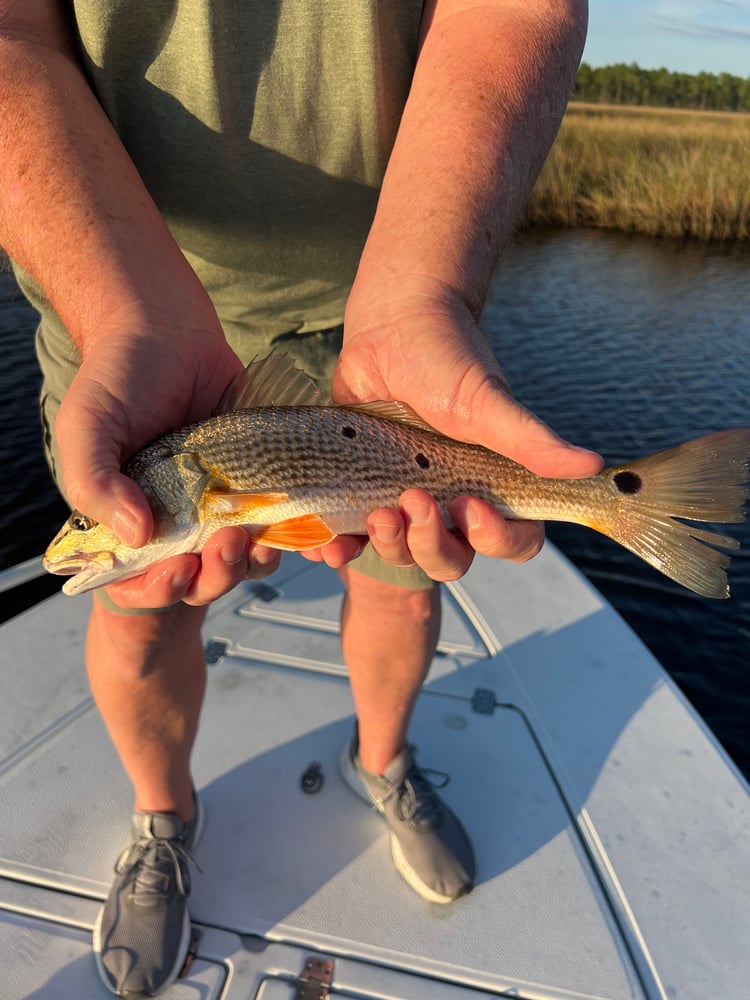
[0,1,599,995]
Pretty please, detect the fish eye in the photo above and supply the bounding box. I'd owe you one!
[71,513,94,532]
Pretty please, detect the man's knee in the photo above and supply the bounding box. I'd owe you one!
[341,564,440,624]
[87,596,207,681]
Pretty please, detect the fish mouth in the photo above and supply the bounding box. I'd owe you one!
[42,553,117,595]
[42,552,116,576]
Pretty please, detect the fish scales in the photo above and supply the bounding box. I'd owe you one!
[147,405,575,521]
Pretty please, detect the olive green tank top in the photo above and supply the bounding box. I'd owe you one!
[19,1,423,354]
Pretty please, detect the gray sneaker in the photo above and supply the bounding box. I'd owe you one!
[92,793,204,996]
[341,733,475,903]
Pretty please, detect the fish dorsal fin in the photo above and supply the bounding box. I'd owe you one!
[214,352,329,414]
[342,400,438,434]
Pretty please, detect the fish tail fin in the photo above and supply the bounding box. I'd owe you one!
[601,429,750,598]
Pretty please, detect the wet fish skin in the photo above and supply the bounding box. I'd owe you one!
[42,354,750,600]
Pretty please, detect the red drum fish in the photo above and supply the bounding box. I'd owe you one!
[43,353,750,599]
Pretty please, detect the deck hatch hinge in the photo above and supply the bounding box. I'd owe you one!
[295,955,334,999]
[204,639,228,664]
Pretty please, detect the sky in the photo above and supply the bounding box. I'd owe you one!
[582,0,750,76]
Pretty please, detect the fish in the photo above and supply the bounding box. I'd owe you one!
[43,352,750,600]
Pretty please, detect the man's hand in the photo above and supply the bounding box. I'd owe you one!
[56,324,280,608]
[324,294,602,582]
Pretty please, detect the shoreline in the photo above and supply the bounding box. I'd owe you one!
[524,103,750,242]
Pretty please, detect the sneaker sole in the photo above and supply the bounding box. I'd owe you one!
[92,793,206,996]
[338,745,460,905]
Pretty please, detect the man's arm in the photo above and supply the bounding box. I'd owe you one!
[336,0,601,577]
[0,2,279,605]
[0,6,208,343]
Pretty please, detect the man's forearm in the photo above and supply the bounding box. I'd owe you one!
[349,0,587,322]
[0,9,217,351]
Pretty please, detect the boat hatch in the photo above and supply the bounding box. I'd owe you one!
[1,549,748,999]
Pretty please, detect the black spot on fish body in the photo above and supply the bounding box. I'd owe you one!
[415,453,430,469]
[342,426,356,439]
[614,470,642,495]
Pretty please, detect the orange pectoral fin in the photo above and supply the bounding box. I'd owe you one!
[204,489,289,515]
[250,514,337,551]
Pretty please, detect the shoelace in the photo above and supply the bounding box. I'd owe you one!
[115,837,199,901]
[392,766,450,829]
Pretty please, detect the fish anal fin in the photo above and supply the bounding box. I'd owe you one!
[251,514,337,551]
[204,489,289,515]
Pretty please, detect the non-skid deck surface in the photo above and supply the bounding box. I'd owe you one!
[1,548,748,999]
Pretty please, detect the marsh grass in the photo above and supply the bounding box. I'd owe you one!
[526,104,750,241]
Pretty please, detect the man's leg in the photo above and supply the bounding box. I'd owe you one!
[338,562,475,902]
[87,597,207,996]
[86,597,207,822]
[338,564,440,773]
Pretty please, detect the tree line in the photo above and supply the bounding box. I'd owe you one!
[573,62,750,113]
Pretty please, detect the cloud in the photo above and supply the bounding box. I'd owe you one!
[654,0,750,11]
[650,14,750,41]
[647,0,750,42]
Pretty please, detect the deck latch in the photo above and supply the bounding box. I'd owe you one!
[295,955,334,999]
[471,687,497,714]
[300,761,324,794]
[250,581,280,602]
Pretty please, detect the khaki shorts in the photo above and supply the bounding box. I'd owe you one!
[39,321,435,613]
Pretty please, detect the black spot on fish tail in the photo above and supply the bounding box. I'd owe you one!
[614,470,642,495]
[415,453,430,469]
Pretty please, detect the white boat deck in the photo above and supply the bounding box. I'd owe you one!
[1,545,748,1000]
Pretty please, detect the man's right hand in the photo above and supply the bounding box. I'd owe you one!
[56,324,281,609]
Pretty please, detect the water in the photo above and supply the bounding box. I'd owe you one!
[0,272,69,569]
[1,228,748,779]
[484,229,750,780]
